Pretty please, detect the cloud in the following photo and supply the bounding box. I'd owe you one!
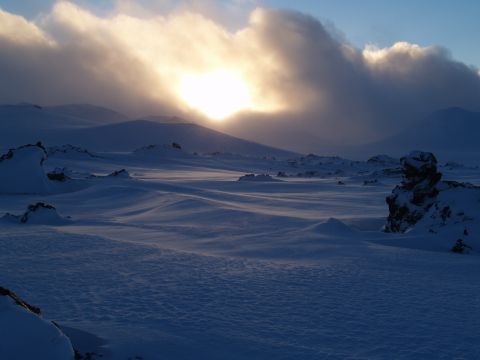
[0,2,479,151]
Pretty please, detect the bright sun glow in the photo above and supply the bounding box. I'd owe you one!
[178,70,252,120]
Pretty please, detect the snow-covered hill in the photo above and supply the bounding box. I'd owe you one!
[358,107,480,162]
[45,104,128,124]
[0,104,296,157]
[0,104,127,149]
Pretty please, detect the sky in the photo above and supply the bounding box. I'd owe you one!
[0,0,479,151]
[2,0,479,67]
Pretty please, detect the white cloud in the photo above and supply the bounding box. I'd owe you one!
[0,2,479,149]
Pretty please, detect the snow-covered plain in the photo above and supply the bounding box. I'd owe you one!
[1,106,480,359]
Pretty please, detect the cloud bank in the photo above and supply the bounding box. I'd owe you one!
[0,2,479,151]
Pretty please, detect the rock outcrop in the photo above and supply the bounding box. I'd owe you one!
[107,169,131,178]
[47,144,97,158]
[385,151,442,232]
[238,174,279,182]
[385,151,480,251]
[2,202,69,225]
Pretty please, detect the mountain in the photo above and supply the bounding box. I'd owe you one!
[138,115,190,124]
[349,107,480,163]
[0,104,296,157]
[0,103,125,129]
[52,120,297,156]
[45,104,128,124]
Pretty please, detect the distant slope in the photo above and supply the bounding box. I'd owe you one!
[0,104,85,130]
[46,104,128,125]
[138,115,190,124]
[50,120,297,157]
[0,104,297,157]
[385,107,480,151]
[349,107,480,162]
[0,104,131,149]
[0,103,125,129]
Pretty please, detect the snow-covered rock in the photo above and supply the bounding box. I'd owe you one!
[0,143,52,194]
[0,286,74,360]
[412,181,480,251]
[238,174,279,182]
[47,144,97,158]
[134,143,184,154]
[385,151,442,232]
[287,154,359,169]
[108,169,131,178]
[385,151,480,251]
[2,203,69,225]
[47,168,71,182]
[133,143,190,161]
[363,179,382,186]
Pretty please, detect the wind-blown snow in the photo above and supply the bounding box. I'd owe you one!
[0,288,74,360]
[1,108,480,359]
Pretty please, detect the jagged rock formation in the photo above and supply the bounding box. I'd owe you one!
[47,144,97,158]
[238,174,279,182]
[385,151,480,251]
[385,151,442,232]
[108,169,131,178]
[135,143,183,153]
[2,202,68,225]
[47,168,71,182]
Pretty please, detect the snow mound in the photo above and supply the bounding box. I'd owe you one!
[312,218,356,236]
[412,182,480,250]
[0,286,74,360]
[0,143,52,194]
[47,144,97,158]
[238,174,279,182]
[2,203,69,225]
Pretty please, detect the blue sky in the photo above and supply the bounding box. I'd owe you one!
[0,0,478,67]
[265,0,480,67]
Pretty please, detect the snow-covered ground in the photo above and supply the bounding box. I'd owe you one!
[1,142,480,360]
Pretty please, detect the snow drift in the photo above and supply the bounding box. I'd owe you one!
[0,143,52,194]
[0,286,74,360]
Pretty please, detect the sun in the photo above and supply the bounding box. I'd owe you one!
[177,70,252,121]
